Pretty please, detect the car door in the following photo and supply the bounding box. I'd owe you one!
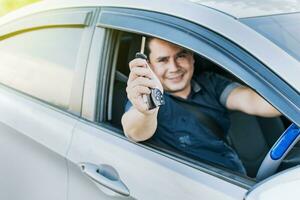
[0,7,96,200]
[66,8,256,200]
[67,6,300,200]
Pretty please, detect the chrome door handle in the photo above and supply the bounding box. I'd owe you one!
[79,162,130,197]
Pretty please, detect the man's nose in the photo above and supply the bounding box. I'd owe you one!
[168,58,179,72]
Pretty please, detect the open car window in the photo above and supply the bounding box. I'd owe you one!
[97,30,299,182]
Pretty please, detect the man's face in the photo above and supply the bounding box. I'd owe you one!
[148,38,194,95]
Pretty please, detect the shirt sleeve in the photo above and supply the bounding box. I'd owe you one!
[201,72,241,107]
[219,82,241,107]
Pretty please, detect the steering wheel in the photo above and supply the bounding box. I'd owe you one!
[256,123,300,181]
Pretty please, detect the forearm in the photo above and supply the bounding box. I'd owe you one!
[248,91,281,117]
[121,108,158,141]
[227,87,281,117]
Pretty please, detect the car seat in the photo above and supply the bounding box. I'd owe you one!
[228,112,285,177]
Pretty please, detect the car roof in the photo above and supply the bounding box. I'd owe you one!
[188,0,300,18]
[0,0,300,92]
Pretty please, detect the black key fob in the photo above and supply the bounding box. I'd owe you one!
[135,52,165,110]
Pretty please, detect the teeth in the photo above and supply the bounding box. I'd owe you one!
[168,74,182,79]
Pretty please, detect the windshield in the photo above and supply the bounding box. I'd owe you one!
[241,12,300,62]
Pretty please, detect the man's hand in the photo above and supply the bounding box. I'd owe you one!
[127,58,163,114]
[121,58,162,141]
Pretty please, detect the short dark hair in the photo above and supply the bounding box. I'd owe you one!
[143,36,194,63]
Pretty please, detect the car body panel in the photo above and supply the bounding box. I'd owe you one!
[0,86,76,200]
[67,120,247,200]
[245,166,300,200]
[189,0,300,18]
[0,86,76,156]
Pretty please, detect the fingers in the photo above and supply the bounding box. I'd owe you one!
[129,58,147,70]
[127,58,157,89]
[126,58,162,113]
[126,84,150,112]
[128,76,157,89]
[128,64,154,83]
[133,95,149,113]
[128,67,152,83]
[126,76,153,113]
[126,85,151,99]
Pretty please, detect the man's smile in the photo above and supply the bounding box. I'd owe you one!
[166,72,185,82]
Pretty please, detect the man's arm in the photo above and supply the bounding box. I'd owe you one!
[122,107,158,141]
[121,58,162,141]
[226,86,281,117]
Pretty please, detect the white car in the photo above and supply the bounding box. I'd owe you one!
[0,0,299,199]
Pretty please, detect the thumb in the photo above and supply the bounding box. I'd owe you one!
[147,64,164,93]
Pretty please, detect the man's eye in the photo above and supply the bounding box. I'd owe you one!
[178,53,187,58]
[158,58,168,63]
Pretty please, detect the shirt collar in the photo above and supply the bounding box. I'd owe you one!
[191,79,202,93]
[165,79,202,98]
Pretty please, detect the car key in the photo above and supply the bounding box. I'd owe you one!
[135,36,165,110]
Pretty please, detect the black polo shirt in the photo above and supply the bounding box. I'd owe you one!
[125,72,246,174]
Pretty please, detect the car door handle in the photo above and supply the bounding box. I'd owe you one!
[79,162,130,197]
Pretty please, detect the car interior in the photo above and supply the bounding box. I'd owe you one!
[105,31,298,179]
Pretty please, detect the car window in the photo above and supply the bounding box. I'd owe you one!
[98,30,299,180]
[111,32,242,172]
[0,27,84,110]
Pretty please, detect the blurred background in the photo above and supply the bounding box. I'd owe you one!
[0,0,40,16]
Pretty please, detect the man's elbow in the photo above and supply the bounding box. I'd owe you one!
[256,106,282,117]
[123,130,150,142]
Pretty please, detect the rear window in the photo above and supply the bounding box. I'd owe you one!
[0,27,84,109]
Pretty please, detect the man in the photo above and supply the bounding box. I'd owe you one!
[121,37,280,174]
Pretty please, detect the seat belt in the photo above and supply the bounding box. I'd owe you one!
[171,96,226,142]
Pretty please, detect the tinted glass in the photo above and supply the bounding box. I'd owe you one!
[0,27,83,109]
[241,13,300,62]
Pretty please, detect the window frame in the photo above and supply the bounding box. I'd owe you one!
[80,26,119,121]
